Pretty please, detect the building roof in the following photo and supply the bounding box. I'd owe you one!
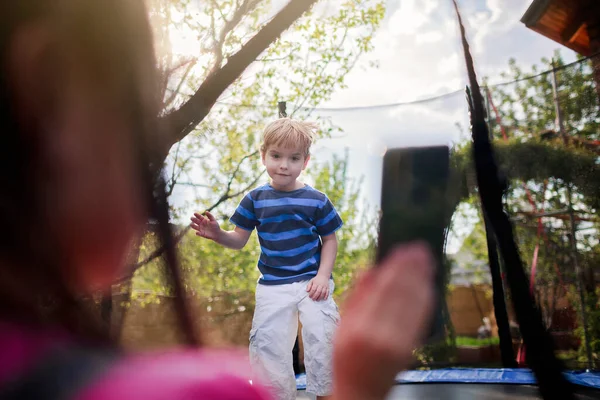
[521,0,596,56]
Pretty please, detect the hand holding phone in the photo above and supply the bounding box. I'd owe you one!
[377,145,450,344]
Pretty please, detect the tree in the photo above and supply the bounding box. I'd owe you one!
[149,0,319,158]
[490,50,600,142]
[149,0,385,161]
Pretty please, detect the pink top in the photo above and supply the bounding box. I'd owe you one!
[0,322,272,399]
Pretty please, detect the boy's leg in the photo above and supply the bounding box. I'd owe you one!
[298,280,339,400]
[249,283,299,400]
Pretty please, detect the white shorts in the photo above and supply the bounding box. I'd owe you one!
[249,279,339,400]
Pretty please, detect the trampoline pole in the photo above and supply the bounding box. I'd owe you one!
[293,336,301,374]
[278,101,287,118]
[453,2,574,398]
[483,217,517,367]
[483,88,516,368]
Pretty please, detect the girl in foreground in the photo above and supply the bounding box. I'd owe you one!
[0,1,434,399]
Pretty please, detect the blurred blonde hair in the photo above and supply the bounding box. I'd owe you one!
[260,118,318,157]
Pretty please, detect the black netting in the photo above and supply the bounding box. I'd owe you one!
[284,54,600,370]
[482,54,600,370]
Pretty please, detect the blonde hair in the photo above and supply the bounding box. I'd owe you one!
[260,118,318,157]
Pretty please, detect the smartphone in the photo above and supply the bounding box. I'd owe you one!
[377,145,450,343]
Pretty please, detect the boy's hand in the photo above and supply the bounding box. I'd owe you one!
[307,274,330,301]
[333,243,434,400]
[190,211,221,241]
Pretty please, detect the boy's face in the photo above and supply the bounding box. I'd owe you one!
[262,144,310,191]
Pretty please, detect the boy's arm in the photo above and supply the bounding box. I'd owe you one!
[307,233,338,301]
[191,211,252,250]
[308,195,343,300]
[317,232,338,279]
[214,226,253,250]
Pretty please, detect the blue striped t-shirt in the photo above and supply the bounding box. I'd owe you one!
[230,184,343,285]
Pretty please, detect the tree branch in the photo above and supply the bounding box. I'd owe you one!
[223,150,259,196]
[256,52,295,62]
[166,149,197,198]
[209,0,260,74]
[160,0,318,158]
[163,60,197,109]
[177,182,212,188]
[292,26,350,115]
[230,169,266,198]
[166,141,183,196]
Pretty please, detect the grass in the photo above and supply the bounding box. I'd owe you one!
[556,350,578,360]
[455,336,500,347]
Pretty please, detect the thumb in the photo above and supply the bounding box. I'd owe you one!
[306,281,313,292]
[204,211,217,222]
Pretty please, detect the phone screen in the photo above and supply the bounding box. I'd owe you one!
[377,145,450,343]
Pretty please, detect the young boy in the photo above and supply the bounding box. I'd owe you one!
[190,118,343,400]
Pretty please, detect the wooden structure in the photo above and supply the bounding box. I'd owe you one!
[521,0,600,100]
[521,0,599,56]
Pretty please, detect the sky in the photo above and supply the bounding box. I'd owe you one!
[169,0,579,253]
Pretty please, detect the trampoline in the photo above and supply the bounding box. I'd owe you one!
[299,384,600,400]
[296,369,600,399]
[298,385,600,400]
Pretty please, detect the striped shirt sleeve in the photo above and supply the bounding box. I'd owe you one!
[230,193,259,231]
[315,196,343,236]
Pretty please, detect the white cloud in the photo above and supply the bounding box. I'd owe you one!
[416,31,444,44]
[437,52,460,76]
[388,0,439,36]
